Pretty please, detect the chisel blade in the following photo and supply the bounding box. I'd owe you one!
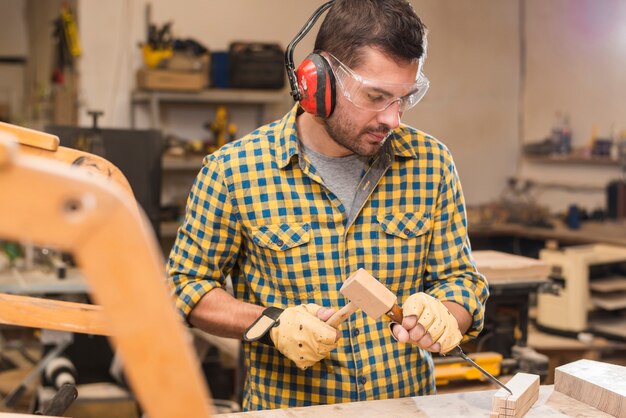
[448,346,513,395]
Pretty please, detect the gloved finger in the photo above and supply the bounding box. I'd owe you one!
[317,341,338,356]
[392,323,410,343]
[426,317,446,342]
[439,328,462,354]
[302,303,324,316]
[402,293,425,318]
[417,307,436,330]
[299,315,338,345]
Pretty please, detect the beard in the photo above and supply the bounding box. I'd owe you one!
[322,108,392,157]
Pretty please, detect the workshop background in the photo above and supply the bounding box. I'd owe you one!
[1,0,626,416]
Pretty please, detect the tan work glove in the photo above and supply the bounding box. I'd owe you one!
[392,293,462,354]
[244,304,338,370]
[270,304,338,370]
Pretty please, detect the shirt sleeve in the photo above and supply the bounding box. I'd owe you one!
[166,154,241,320]
[424,149,489,341]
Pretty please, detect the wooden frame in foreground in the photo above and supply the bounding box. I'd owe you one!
[0,133,213,417]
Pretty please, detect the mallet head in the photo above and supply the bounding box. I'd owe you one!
[340,269,398,319]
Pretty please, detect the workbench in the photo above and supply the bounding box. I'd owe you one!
[0,268,87,295]
[216,386,612,417]
[471,219,626,247]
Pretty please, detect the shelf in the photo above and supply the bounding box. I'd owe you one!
[131,88,288,105]
[131,88,290,131]
[524,154,621,166]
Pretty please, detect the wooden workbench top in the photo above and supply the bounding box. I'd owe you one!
[217,386,612,417]
[471,219,626,247]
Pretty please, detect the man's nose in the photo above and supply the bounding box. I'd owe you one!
[377,100,401,130]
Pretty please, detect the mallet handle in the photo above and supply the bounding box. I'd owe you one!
[326,301,358,328]
[385,303,403,324]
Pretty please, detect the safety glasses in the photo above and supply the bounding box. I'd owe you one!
[326,53,429,113]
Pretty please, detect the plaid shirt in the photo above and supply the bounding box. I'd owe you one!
[167,105,488,411]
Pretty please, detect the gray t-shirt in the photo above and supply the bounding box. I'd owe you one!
[300,141,369,212]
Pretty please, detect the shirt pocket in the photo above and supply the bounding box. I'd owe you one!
[251,223,310,251]
[249,222,314,303]
[377,212,431,239]
[376,212,432,294]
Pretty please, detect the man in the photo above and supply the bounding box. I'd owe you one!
[167,0,488,411]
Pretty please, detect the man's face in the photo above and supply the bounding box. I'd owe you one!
[323,47,420,157]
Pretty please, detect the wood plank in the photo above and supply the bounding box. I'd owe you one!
[217,386,613,417]
[591,293,626,310]
[0,121,59,151]
[589,318,626,340]
[0,293,109,335]
[473,250,550,282]
[554,359,626,418]
[590,276,626,293]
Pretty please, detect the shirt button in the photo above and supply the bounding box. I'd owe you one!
[353,329,360,337]
[404,228,411,235]
[275,239,283,246]
[359,376,367,385]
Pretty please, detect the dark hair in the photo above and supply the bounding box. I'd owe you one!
[314,0,427,68]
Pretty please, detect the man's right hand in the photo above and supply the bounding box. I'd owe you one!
[269,304,338,370]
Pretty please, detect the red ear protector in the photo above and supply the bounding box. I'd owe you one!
[285,1,336,118]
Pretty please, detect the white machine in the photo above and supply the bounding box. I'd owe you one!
[537,244,626,339]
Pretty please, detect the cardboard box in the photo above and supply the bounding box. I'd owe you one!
[136,68,208,92]
[166,53,209,72]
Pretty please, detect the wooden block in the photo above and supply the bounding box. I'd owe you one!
[0,293,109,335]
[492,373,540,417]
[554,359,626,418]
[499,390,539,417]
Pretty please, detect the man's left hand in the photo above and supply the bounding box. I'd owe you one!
[391,293,462,354]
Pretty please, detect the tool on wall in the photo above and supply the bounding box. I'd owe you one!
[204,106,238,153]
[73,110,105,157]
[52,4,81,85]
[141,3,173,68]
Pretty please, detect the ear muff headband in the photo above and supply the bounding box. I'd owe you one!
[285,1,336,117]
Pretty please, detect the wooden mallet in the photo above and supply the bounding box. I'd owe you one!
[326,268,403,328]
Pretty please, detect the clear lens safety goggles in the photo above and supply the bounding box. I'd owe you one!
[327,53,429,113]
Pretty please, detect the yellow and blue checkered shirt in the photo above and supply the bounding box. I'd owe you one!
[167,105,488,411]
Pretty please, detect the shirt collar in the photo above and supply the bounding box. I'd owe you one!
[274,105,418,169]
[275,105,301,169]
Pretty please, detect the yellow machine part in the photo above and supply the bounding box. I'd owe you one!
[435,351,503,386]
[142,44,173,69]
